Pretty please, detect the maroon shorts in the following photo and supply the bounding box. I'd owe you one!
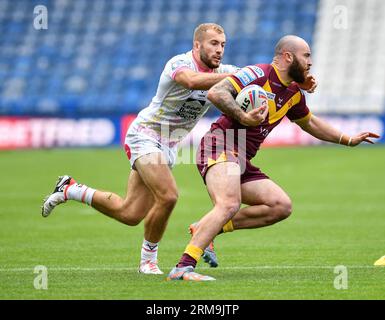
[196,130,269,184]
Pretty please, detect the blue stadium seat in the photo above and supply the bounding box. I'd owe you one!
[0,0,319,117]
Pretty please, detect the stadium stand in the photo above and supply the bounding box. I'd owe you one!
[309,0,385,114]
[0,0,319,117]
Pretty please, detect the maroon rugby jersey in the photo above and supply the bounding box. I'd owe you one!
[211,64,311,159]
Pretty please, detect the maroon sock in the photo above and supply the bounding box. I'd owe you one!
[177,253,197,268]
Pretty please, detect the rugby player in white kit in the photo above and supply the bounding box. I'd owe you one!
[41,23,266,274]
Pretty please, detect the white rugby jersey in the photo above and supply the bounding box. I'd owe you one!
[129,50,238,146]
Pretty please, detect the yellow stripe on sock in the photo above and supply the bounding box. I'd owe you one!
[184,244,204,262]
[223,220,234,233]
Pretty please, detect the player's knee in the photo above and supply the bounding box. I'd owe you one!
[273,198,292,222]
[156,189,179,209]
[217,199,241,219]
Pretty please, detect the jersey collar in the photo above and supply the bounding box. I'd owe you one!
[191,50,214,73]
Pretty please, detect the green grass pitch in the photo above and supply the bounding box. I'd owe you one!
[1,146,384,299]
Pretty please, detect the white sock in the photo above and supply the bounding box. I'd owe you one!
[141,239,159,263]
[65,183,96,206]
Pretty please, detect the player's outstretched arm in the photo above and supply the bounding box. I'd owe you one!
[207,79,267,126]
[174,68,232,90]
[296,114,380,146]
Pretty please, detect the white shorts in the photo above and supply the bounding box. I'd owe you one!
[124,129,178,169]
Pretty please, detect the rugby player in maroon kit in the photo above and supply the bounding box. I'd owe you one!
[167,35,380,281]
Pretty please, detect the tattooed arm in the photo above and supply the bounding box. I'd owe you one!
[207,78,268,126]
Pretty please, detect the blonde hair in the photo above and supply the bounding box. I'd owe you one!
[193,23,225,42]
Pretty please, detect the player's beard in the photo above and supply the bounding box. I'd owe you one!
[200,48,221,69]
[288,55,306,83]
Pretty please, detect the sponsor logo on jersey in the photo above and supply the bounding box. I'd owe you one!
[171,59,189,71]
[191,91,208,101]
[235,68,257,86]
[175,98,206,120]
[266,92,276,100]
[259,127,270,137]
[271,81,282,88]
[248,66,265,78]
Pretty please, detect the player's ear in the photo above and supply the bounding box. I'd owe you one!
[193,40,200,50]
[284,52,294,64]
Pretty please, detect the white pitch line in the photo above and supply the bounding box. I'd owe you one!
[0,265,378,272]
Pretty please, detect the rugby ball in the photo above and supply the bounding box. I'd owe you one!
[235,84,268,112]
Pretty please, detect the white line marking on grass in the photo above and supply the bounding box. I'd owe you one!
[0,265,377,272]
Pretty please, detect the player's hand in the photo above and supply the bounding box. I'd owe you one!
[349,132,380,146]
[297,74,317,93]
[240,104,268,127]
